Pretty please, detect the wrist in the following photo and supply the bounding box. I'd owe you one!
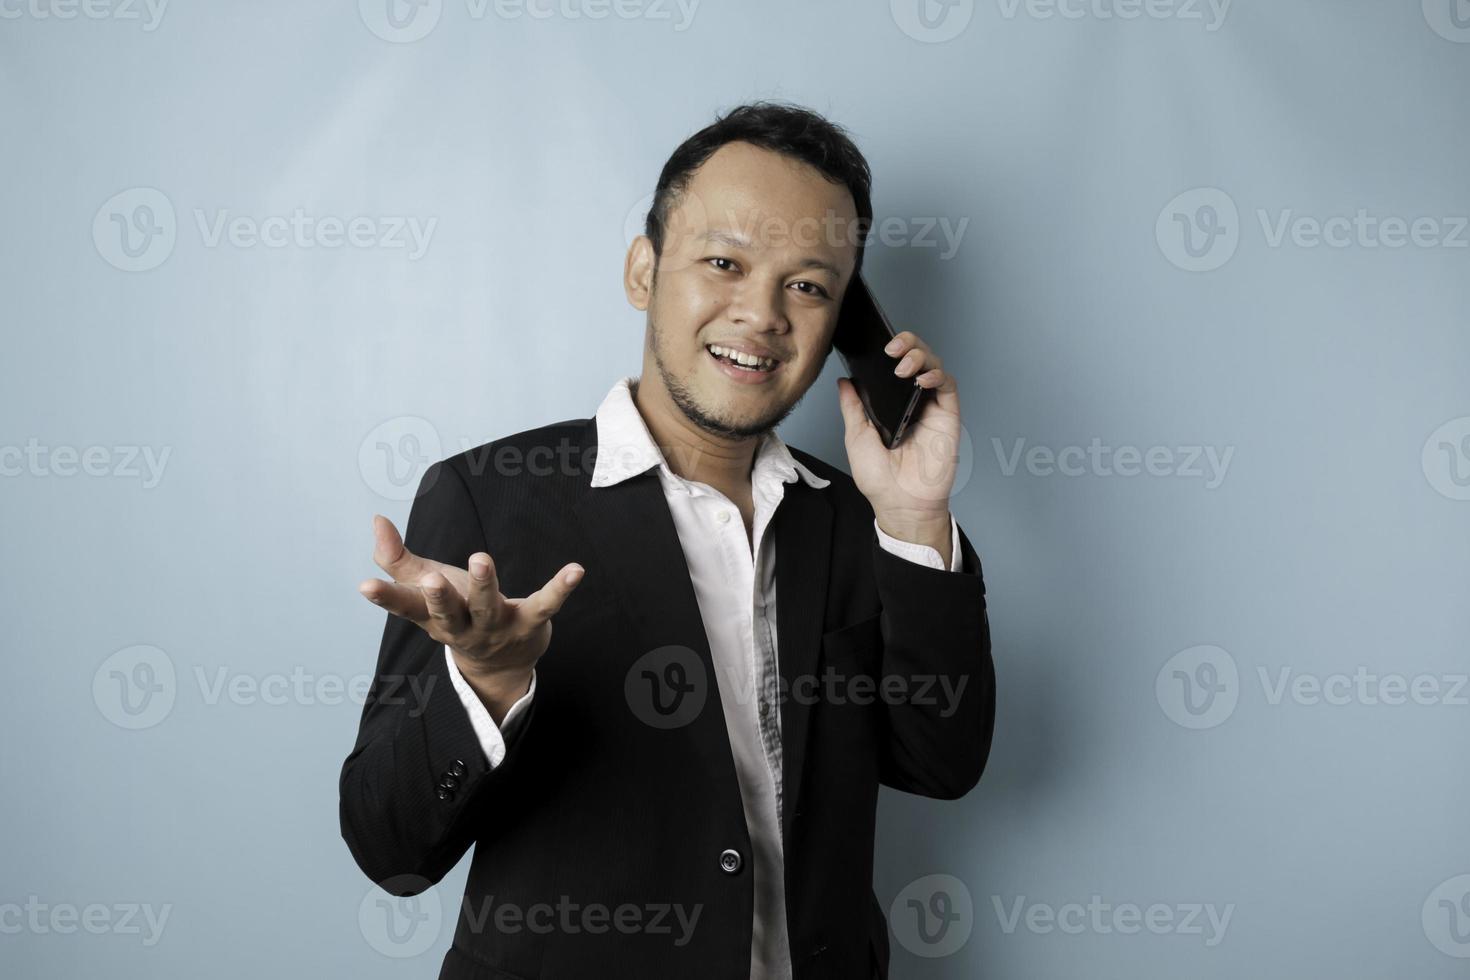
[875,509,950,546]
[453,654,533,724]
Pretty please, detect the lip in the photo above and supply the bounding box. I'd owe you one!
[706,345,782,385]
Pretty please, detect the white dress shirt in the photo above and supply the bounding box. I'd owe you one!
[444,375,960,978]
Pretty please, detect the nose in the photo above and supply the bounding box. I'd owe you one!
[726,276,789,335]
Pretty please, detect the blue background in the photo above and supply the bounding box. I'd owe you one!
[3,0,1467,976]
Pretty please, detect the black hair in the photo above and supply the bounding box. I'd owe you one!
[643,100,874,279]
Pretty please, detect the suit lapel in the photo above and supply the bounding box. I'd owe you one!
[569,417,741,789]
[569,414,836,843]
[773,477,834,843]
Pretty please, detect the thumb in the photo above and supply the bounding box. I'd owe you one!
[836,376,871,440]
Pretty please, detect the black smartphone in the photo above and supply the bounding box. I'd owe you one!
[832,272,929,449]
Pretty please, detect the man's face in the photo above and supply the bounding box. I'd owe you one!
[626,141,861,440]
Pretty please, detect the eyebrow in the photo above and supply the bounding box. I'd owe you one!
[700,229,842,278]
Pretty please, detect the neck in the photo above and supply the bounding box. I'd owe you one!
[631,375,759,491]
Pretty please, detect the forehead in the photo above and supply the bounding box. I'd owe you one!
[670,141,859,263]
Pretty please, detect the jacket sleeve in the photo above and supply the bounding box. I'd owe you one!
[871,519,995,800]
[338,459,535,894]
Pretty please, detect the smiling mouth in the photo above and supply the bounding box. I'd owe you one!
[705,344,780,373]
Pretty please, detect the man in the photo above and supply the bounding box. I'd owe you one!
[340,101,995,979]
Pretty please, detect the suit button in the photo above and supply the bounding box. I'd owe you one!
[719,849,742,874]
[436,786,453,801]
[448,759,467,778]
[439,774,460,791]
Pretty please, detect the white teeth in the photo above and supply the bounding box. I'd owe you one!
[708,344,776,371]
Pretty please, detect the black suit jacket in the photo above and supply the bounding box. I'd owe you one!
[340,414,995,979]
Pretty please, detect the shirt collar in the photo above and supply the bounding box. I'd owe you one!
[589,375,831,492]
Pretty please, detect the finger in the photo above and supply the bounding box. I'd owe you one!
[371,514,428,582]
[883,331,931,362]
[358,578,430,624]
[466,552,505,626]
[883,331,914,358]
[521,562,586,624]
[895,347,942,379]
[916,366,961,414]
[421,570,471,637]
[914,367,951,389]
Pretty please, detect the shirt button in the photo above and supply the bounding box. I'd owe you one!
[719,849,743,874]
[716,510,731,524]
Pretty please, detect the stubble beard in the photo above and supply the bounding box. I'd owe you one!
[647,306,804,441]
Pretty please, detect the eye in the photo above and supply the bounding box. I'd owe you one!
[791,280,830,298]
[706,257,738,273]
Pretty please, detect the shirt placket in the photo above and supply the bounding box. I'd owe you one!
[751,478,786,826]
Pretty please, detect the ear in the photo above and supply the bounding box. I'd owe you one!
[624,235,656,311]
